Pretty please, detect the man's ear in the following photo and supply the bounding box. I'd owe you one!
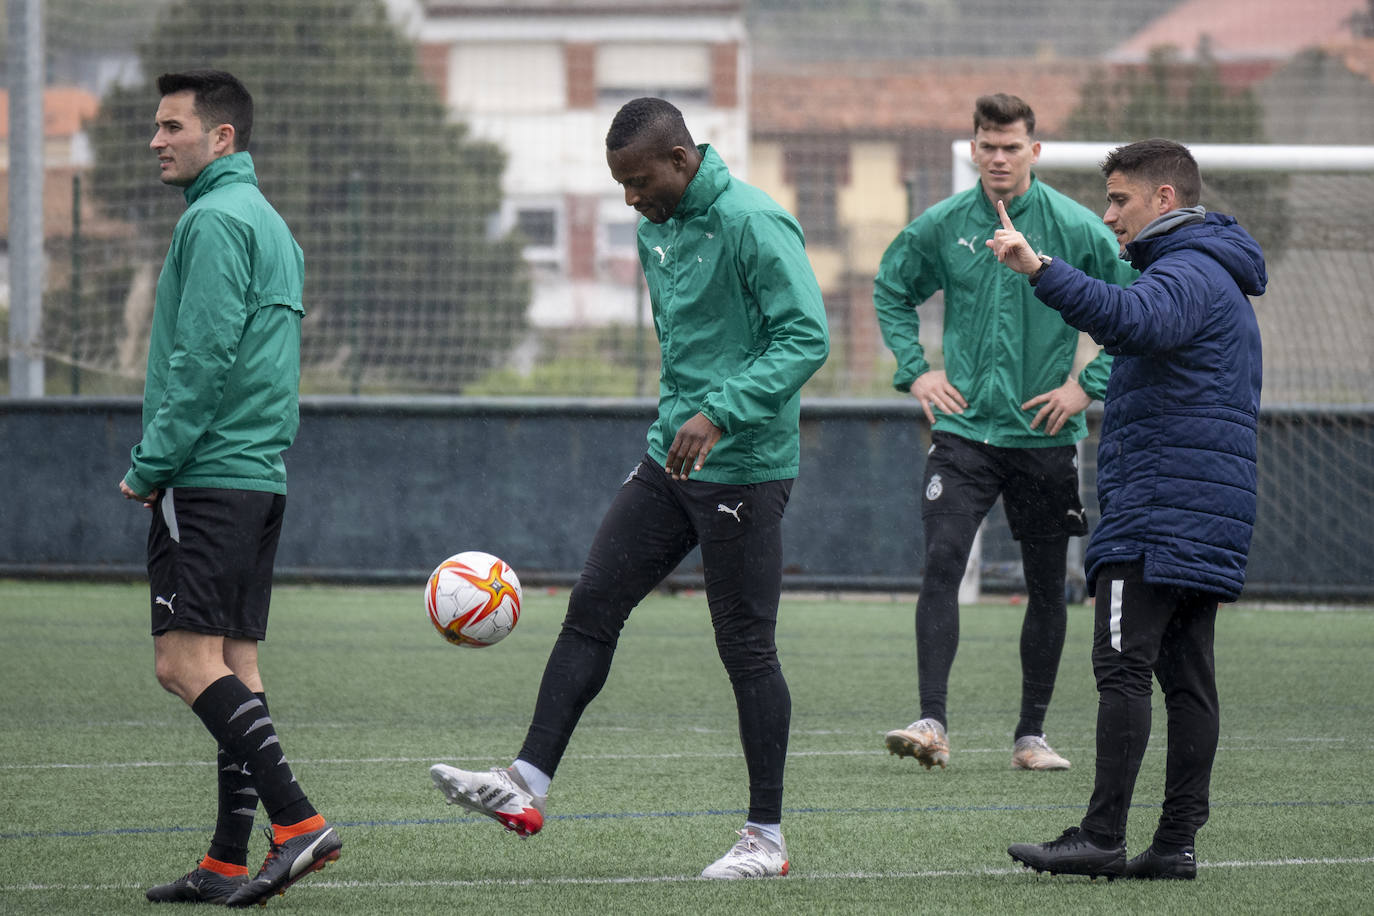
[1156,183,1177,214]
[212,123,237,156]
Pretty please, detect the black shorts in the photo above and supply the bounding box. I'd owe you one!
[921,431,1088,541]
[147,487,286,640]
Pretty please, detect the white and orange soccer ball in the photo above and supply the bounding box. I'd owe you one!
[424,551,523,647]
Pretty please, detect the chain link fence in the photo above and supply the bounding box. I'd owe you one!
[4,0,1368,404]
[3,0,1372,594]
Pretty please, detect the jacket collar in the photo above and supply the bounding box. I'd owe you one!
[184,151,258,205]
[1123,206,1208,265]
[1132,205,1207,245]
[976,175,1041,220]
[671,144,729,222]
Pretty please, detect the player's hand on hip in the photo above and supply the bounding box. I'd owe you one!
[1023,376,1091,436]
[986,199,1044,275]
[665,412,722,481]
[910,370,967,425]
[119,478,159,509]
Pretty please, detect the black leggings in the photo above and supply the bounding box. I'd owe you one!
[518,457,794,823]
[916,512,1069,738]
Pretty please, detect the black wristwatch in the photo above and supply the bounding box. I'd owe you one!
[1029,254,1053,285]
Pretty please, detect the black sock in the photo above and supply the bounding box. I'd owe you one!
[205,692,267,866]
[191,676,316,826]
[1015,538,1069,739]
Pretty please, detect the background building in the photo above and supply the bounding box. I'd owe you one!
[417,0,746,330]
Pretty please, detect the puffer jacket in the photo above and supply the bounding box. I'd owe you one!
[1032,211,1266,600]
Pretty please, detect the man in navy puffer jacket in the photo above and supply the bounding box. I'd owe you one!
[987,138,1265,880]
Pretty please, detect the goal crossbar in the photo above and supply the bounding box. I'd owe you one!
[953,141,1374,193]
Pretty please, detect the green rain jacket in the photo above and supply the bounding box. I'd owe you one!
[874,176,1135,448]
[125,152,305,496]
[637,144,830,483]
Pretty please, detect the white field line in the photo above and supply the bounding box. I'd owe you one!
[5,857,1374,893]
[1,738,1367,772]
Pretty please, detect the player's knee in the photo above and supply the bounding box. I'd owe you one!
[721,655,780,685]
[563,582,628,645]
[923,545,972,590]
[1092,658,1154,697]
[152,642,214,703]
[152,655,190,698]
[923,521,978,574]
[715,631,779,682]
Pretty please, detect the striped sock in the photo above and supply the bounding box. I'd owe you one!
[191,676,317,830]
[272,812,327,844]
[198,854,249,878]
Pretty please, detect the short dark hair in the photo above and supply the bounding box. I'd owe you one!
[1101,138,1202,207]
[605,96,695,153]
[973,93,1035,136]
[157,69,254,151]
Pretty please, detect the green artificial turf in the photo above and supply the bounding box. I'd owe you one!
[2,581,1371,914]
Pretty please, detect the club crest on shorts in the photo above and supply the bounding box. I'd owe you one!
[925,474,944,501]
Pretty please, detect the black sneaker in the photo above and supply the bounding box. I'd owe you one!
[145,866,247,904]
[224,824,342,908]
[1008,826,1126,879]
[1125,845,1197,880]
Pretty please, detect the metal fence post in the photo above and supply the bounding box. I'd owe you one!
[7,0,45,396]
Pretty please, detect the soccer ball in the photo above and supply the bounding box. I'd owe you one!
[424,551,523,648]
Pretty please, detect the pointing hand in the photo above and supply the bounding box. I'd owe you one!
[986,199,1045,276]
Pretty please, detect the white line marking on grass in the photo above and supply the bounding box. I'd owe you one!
[5,739,1370,771]
[1209,857,1374,869]
[6,857,1373,894]
[9,737,1373,772]
[301,856,1374,886]
[309,868,1027,888]
[0,750,978,770]
[1,760,214,770]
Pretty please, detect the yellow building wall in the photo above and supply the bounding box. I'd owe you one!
[839,140,908,276]
[749,139,845,290]
[748,141,794,214]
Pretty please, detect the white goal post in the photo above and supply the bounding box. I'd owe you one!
[952,140,1374,193]
[949,140,1374,603]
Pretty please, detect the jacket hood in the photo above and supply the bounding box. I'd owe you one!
[1125,211,1267,297]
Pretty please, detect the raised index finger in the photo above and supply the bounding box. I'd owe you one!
[996,198,1016,232]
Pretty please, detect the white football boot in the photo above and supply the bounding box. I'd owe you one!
[430,764,546,837]
[883,717,950,769]
[1012,734,1071,770]
[701,827,789,879]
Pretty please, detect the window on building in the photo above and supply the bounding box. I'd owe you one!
[786,144,850,247]
[595,43,710,106]
[449,42,565,113]
[515,208,557,249]
[604,219,639,254]
[503,201,562,265]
